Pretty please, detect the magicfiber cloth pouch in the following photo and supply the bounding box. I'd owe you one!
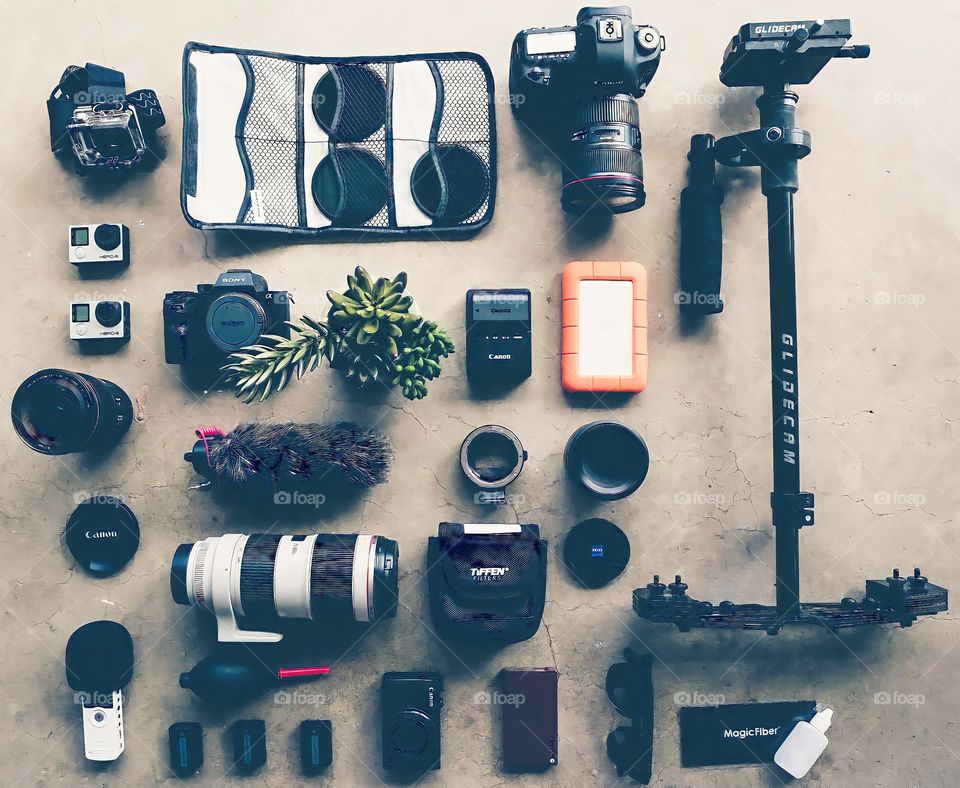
[181,42,495,238]
[678,700,817,767]
[427,523,546,642]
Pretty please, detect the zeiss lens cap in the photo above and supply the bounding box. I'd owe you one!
[563,519,630,588]
[66,496,139,577]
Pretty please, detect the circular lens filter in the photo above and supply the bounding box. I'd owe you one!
[312,148,388,225]
[563,518,630,588]
[411,145,489,224]
[66,496,140,577]
[312,65,386,142]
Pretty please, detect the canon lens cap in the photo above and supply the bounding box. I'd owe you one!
[563,519,631,588]
[65,496,139,577]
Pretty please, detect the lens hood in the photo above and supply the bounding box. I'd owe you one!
[565,421,649,500]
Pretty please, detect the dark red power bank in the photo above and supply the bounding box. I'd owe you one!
[500,668,558,771]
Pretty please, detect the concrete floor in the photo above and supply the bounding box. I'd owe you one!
[2,1,959,786]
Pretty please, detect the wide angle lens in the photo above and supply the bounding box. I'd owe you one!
[562,95,646,214]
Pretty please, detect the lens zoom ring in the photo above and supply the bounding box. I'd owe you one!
[573,97,639,128]
[310,535,358,618]
[240,534,282,619]
[566,146,644,181]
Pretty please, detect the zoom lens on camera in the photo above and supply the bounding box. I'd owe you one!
[509,7,663,215]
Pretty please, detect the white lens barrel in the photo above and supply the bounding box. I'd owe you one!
[352,534,378,623]
[274,534,319,619]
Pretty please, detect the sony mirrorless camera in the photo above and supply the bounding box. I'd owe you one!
[381,672,443,773]
[70,300,130,345]
[163,270,290,366]
[510,6,663,214]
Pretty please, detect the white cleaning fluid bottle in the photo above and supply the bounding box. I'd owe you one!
[773,707,833,779]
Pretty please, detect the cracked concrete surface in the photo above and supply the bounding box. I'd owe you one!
[2,1,960,786]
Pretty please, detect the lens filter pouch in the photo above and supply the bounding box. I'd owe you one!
[427,523,546,642]
[182,43,496,237]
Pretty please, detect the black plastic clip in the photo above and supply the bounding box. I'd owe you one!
[770,491,815,528]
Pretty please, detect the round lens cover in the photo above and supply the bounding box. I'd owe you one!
[66,496,140,577]
[563,518,630,588]
[205,294,266,352]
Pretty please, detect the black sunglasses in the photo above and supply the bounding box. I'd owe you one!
[605,647,654,784]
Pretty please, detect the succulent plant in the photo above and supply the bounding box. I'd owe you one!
[222,267,454,402]
[393,320,456,400]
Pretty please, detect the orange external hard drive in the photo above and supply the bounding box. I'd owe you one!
[561,261,648,393]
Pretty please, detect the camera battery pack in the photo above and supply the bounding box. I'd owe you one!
[466,289,532,383]
[500,668,558,771]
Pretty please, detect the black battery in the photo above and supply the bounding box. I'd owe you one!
[466,289,532,383]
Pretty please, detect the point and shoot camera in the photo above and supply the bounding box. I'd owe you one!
[510,6,664,214]
[382,672,443,773]
[163,270,290,367]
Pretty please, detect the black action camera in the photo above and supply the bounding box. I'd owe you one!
[381,672,443,773]
[163,270,290,366]
[510,6,664,214]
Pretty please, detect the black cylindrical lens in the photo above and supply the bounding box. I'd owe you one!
[562,95,645,214]
[11,369,132,455]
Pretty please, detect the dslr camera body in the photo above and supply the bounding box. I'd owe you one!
[510,6,663,214]
[163,270,290,366]
[381,672,443,773]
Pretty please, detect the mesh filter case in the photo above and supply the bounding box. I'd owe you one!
[427,523,546,642]
[182,43,496,237]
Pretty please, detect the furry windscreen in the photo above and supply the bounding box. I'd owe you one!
[208,422,393,488]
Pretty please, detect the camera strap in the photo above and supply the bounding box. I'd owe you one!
[47,64,128,153]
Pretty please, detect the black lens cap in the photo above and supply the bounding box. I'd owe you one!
[563,518,630,588]
[65,496,139,577]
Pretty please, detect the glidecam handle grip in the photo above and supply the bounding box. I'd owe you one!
[679,134,724,315]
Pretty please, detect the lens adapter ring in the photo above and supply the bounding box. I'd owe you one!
[459,425,526,499]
